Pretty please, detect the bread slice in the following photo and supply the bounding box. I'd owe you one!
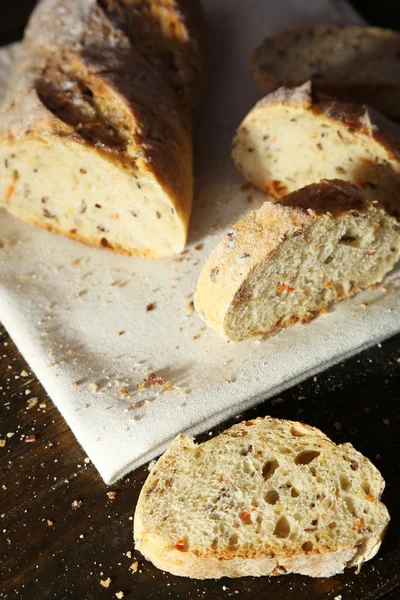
[194,180,400,341]
[0,0,204,258]
[232,82,400,218]
[134,416,390,579]
[251,25,400,120]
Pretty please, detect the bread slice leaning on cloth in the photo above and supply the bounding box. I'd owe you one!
[251,25,400,120]
[232,82,400,218]
[134,416,390,579]
[0,0,204,258]
[194,179,400,341]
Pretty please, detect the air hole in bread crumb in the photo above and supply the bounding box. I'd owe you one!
[362,481,371,495]
[262,459,279,481]
[291,487,300,498]
[309,466,317,476]
[264,489,279,505]
[302,541,313,552]
[294,450,320,465]
[229,533,238,547]
[328,521,337,529]
[290,426,305,436]
[345,496,357,517]
[273,516,291,538]
[340,475,351,491]
[278,446,293,454]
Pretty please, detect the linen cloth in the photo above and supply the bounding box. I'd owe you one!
[1,0,398,485]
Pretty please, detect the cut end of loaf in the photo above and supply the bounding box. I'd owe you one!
[194,180,400,341]
[134,417,390,579]
[0,139,187,258]
[232,83,400,217]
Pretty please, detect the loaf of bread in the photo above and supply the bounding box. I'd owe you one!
[134,416,390,578]
[194,180,400,341]
[0,0,204,258]
[232,82,400,218]
[252,25,400,120]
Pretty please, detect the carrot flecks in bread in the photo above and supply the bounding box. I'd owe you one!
[194,180,400,341]
[134,416,390,579]
[232,82,400,218]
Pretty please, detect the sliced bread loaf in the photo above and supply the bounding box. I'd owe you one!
[0,0,204,258]
[134,416,390,579]
[194,179,400,341]
[232,82,400,218]
[251,25,400,119]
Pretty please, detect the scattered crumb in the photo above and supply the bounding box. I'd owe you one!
[126,551,132,558]
[106,491,117,500]
[20,370,29,377]
[146,303,156,312]
[71,500,84,510]
[115,593,124,599]
[129,561,139,573]
[360,302,368,308]
[119,388,129,398]
[148,460,157,472]
[118,331,125,336]
[89,382,99,392]
[224,379,232,384]
[100,577,111,588]
[383,418,390,425]
[72,380,80,387]
[194,243,203,251]
[0,440,6,448]
[47,519,54,526]
[334,422,342,430]
[25,435,36,443]
[27,398,38,409]
[25,389,31,395]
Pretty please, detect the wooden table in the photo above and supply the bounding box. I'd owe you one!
[1,3,399,599]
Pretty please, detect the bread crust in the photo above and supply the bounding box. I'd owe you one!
[0,0,205,257]
[252,25,400,119]
[134,417,390,579]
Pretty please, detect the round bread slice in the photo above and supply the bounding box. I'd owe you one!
[194,179,400,341]
[134,416,390,579]
[232,82,400,218]
[251,25,400,120]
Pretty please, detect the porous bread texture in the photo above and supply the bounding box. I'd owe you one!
[251,25,400,119]
[0,0,204,258]
[194,179,400,341]
[134,416,390,579]
[232,82,400,218]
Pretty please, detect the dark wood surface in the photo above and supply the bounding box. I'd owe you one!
[1,2,400,599]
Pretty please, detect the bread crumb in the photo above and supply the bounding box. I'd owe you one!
[194,243,203,251]
[0,440,6,448]
[360,302,368,308]
[89,382,99,392]
[383,418,390,425]
[119,388,129,398]
[71,500,84,510]
[47,519,54,526]
[20,370,29,377]
[334,422,342,430]
[125,550,132,558]
[72,380,80,387]
[100,577,111,588]
[146,303,156,312]
[106,491,117,500]
[129,561,138,573]
[27,398,38,409]
[118,331,125,336]
[25,435,36,443]
[115,592,124,599]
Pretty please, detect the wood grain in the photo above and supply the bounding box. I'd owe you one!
[1,2,400,599]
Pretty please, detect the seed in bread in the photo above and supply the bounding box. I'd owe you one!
[251,25,400,120]
[232,82,400,218]
[194,179,400,341]
[0,0,204,258]
[134,416,390,579]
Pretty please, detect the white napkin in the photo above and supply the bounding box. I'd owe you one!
[1,0,398,485]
